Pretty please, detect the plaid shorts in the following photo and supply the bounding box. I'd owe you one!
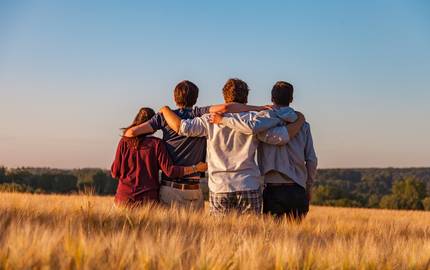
[209,189,262,215]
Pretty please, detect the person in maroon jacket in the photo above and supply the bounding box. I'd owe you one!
[111,107,207,207]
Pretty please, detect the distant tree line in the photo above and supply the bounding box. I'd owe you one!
[0,167,117,195]
[312,168,430,211]
[1,166,430,211]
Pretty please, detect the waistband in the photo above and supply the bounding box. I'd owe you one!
[161,180,200,190]
[265,182,302,188]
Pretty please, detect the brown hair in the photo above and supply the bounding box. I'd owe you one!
[222,78,249,104]
[122,107,155,148]
[174,80,199,107]
[271,81,294,106]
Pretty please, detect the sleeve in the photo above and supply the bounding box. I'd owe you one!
[110,139,124,179]
[156,141,185,178]
[220,112,282,135]
[257,125,290,145]
[304,124,318,190]
[147,113,164,131]
[193,106,211,117]
[178,116,208,137]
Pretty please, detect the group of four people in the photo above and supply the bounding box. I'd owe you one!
[111,78,317,219]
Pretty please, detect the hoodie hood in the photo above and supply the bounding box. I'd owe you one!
[273,106,297,122]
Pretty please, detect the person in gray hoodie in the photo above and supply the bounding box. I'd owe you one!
[210,81,317,220]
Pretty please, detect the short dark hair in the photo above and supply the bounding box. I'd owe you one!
[222,78,249,104]
[174,80,199,107]
[271,81,293,106]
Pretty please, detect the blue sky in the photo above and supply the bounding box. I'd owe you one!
[0,1,429,168]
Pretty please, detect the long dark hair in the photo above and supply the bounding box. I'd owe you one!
[121,107,155,148]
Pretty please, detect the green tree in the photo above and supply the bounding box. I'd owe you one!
[422,197,430,211]
[0,166,6,183]
[379,178,426,210]
[379,195,399,209]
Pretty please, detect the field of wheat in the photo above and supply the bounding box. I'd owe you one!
[1,192,430,270]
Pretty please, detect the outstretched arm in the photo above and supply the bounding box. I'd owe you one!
[209,103,269,114]
[159,106,182,133]
[123,121,154,137]
[209,111,281,135]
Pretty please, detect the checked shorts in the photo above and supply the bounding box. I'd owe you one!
[209,189,262,215]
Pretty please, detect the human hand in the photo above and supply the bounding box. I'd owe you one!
[209,113,223,124]
[195,162,208,172]
[262,104,273,110]
[295,111,305,122]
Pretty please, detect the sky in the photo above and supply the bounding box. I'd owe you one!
[0,0,429,169]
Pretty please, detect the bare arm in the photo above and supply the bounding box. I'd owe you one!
[287,112,305,138]
[209,103,269,114]
[183,162,208,176]
[159,106,182,133]
[123,121,154,137]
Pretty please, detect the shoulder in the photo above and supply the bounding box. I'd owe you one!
[117,137,127,146]
[184,114,210,122]
[148,112,165,127]
[302,122,311,132]
[143,136,162,144]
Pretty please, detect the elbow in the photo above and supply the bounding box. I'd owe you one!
[277,138,289,146]
[124,129,136,137]
[219,104,229,114]
[173,124,181,134]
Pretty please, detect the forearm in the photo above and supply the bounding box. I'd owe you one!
[305,160,317,191]
[286,114,305,138]
[209,103,265,114]
[183,166,197,176]
[257,125,290,145]
[123,122,154,137]
[160,107,181,133]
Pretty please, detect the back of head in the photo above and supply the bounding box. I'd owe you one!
[271,81,294,106]
[122,107,156,147]
[222,78,249,104]
[174,80,199,108]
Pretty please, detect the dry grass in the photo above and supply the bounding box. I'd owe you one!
[1,192,430,270]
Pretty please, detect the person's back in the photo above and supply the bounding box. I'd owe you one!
[258,81,317,220]
[257,108,316,188]
[185,112,263,193]
[112,136,174,204]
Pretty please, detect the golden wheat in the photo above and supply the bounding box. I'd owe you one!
[1,192,430,270]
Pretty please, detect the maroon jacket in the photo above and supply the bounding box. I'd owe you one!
[111,136,186,203]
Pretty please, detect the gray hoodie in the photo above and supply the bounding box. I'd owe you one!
[221,107,318,190]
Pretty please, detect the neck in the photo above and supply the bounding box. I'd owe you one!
[273,103,290,109]
[178,106,192,110]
